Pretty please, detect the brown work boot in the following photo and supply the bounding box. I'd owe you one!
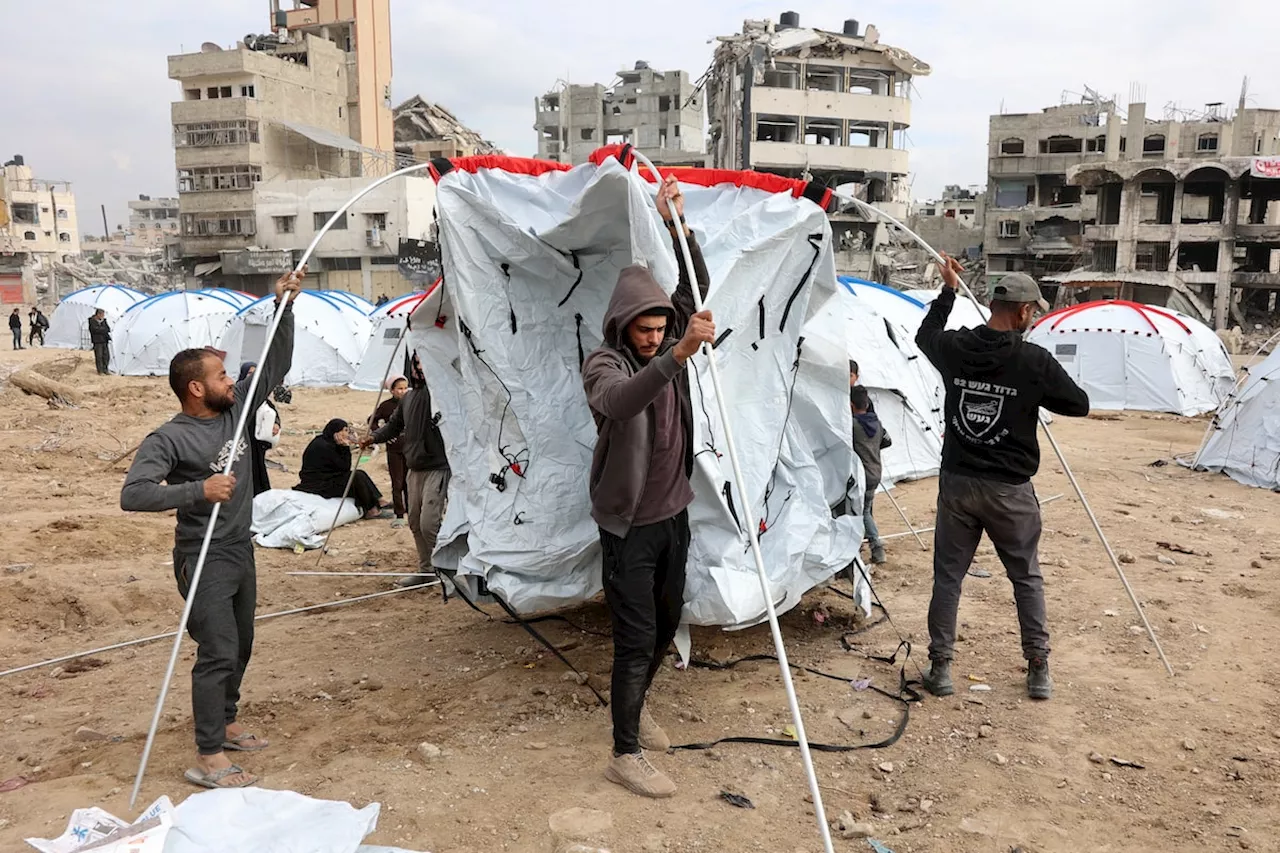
[638,705,671,752]
[604,752,677,798]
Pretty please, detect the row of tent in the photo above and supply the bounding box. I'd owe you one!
[44,283,429,388]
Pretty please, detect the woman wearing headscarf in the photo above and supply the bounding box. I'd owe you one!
[369,375,410,528]
[295,419,392,519]
[240,362,281,495]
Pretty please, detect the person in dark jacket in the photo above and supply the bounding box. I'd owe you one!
[88,309,112,373]
[915,258,1090,702]
[850,384,892,565]
[295,419,392,519]
[9,308,22,350]
[362,355,451,586]
[580,175,714,799]
[28,308,48,346]
[369,375,410,528]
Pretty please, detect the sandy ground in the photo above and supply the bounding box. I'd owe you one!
[1,344,1278,853]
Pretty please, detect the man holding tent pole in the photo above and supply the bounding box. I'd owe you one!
[581,175,714,798]
[915,258,1089,701]
[120,269,301,789]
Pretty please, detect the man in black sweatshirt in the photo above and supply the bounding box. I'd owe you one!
[915,260,1089,701]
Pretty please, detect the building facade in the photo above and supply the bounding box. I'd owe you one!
[987,96,1280,327]
[915,186,985,227]
[0,157,80,306]
[534,63,706,166]
[127,196,180,248]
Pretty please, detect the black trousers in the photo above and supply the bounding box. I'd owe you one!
[174,541,256,755]
[600,511,689,755]
[350,470,383,513]
[93,342,110,374]
[250,440,272,496]
[386,450,408,517]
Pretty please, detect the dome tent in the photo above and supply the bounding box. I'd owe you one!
[1194,348,1280,491]
[110,290,245,376]
[838,276,930,334]
[1028,300,1234,416]
[194,288,256,310]
[320,290,376,314]
[45,284,146,349]
[911,287,988,330]
[348,284,436,391]
[219,290,372,387]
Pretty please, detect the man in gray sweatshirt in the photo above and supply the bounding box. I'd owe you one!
[121,269,301,789]
[581,176,713,798]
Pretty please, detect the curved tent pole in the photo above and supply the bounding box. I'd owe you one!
[627,152,836,853]
[831,190,1175,679]
[130,161,436,808]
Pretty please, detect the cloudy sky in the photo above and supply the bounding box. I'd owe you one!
[5,0,1276,231]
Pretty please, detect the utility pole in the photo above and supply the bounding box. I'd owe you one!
[101,204,110,240]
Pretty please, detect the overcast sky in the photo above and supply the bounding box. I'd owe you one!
[5,0,1277,232]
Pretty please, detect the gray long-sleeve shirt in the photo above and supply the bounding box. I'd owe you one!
[120,306,295,551]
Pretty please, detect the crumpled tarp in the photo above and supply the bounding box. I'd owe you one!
[252,488,362,549]
[407,156,868,627]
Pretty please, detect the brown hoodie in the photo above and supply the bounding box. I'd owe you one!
[582,232,710,537]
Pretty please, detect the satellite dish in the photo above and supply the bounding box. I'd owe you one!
[201,42,224,52]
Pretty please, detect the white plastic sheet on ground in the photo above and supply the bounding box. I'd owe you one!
[45,284,147,350]
[252,489,362,549]
[408,156,867,627]
[349,288,432,391]
[110,291,249,376]
[26,789,425,853]
[220,291,373,388]
[1195,347,1280,490]
[1028,300,1234,416]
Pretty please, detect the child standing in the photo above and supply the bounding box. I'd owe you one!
[851,385,892,564]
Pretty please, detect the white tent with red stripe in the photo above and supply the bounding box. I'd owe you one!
[348,284,437,391]
[407,149,867,627]
[1027,300,1234,416]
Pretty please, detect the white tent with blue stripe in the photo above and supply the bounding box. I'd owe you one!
[219,290,373,387]
[46,284,147,350]
[110,290,249,376]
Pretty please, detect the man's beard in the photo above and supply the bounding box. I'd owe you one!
[209,390,236,413]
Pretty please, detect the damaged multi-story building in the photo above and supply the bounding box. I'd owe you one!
[396,96,500,164]
[535,63,706,167]
[127,196,181,248]
[986,92,1280,328]
[707,12,930,276]
[0,155,80,306]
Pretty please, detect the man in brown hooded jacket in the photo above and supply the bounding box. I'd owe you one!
[581,175,714,798]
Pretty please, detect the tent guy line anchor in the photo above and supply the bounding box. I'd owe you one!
[834,191,1175,679]
[627,150,836,853]
[129,161,437,809]
[879,482,926,550]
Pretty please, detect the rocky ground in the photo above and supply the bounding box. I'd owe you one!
[1,346,1277,853]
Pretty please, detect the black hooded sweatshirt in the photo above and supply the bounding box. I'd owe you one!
[916,288,1089,484]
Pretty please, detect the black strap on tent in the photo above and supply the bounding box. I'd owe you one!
[777,233,823,333]
[486,591,609,707]
[500,263,518,334]
[574,313,586,370]
[712,328,732,350]
[722,481,743,532]
[759,337,805,537]
[753,297,765,352]
[558,252,584,308]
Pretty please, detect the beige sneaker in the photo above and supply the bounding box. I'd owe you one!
[638,705,671,752]
[604,752,677,798]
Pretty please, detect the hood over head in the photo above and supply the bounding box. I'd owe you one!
[601,265,674,352]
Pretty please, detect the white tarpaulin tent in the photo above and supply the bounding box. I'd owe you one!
[321,290,376,314]
[252,489,363,549]
[45,284,146,349]
[220,290,373,387]
[110,290,246,376]
[349,286,433,391]
[911,287,989,330]
[1028,300,1234,416]
[1195,347,1280,490]
[838,278,943,483]
[406,153,866,627]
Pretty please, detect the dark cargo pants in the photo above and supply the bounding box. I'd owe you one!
[927,471,1049,662]
[600,511,689,755]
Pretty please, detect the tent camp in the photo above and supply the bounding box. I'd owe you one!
[838,279,944,483]
[110,290,247,376]
[1028,300,1234,416]
[406,151,867,627]
[194,288,256,311]
[348,285,434,391]
[219,290,373,387]
[1194,347,1280,490]
[320,290,375,315]
[45,284,146,349]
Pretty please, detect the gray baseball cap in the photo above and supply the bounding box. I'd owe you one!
[991,272,1049,312]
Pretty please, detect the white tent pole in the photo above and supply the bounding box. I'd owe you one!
[832,191,1174,678]
[628,152,835,853]
[878,483,927,551]
[1189,328,1280,469]
[129,161,436,808]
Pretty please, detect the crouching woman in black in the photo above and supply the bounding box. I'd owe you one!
[295,418,393,520]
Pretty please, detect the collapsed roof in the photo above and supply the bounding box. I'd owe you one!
[393,96,500,155]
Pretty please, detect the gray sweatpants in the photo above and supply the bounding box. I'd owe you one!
[407,468,450,574]
[927,471,1049,662]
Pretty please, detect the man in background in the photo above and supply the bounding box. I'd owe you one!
[89,309,111,374]
[9,308,22,350]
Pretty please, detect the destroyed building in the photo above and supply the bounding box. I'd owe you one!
[127,195,180,248]
[395,96,500,164]
[535,63,706,167]
[707,12,930,277]
[0,156,80,306]
[987,91,1280,328]
[910,185,985,259]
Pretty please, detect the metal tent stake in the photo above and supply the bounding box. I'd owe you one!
[630,152,836,853]
[129,161,436,808]
[834,191,1175,678]
[879,483,927,550]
